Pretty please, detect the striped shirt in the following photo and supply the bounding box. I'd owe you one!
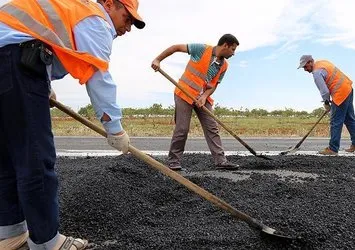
[187,43,226,84]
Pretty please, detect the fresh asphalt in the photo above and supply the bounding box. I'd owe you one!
[55,138,355,249]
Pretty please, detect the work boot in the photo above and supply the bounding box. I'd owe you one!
[318,147,338,156]
[168,164,182,171]
[0,231,28,250]
[216,161,240,170]
[345,145,355,153]
[53,234,88,250]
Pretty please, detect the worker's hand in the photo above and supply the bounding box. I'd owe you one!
[49,89,56,108]
[323,100,331,112]
[107,130,130,154]
[323,103,331,112]
[195,96,207,108]
[151,59,160,71]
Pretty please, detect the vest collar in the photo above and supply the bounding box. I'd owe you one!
[211,46,224,67]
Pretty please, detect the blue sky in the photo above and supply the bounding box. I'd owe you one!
[2,0,352,112]
[215,41,355,112]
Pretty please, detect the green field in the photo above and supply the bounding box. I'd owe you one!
[51,115,352,138]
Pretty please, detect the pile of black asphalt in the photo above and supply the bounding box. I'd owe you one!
[57,154,355,250]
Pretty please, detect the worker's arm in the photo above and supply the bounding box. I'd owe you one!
[74,15,129,153]
[151,44,188,71]
[312,69,330,102]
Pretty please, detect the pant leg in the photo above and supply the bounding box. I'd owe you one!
[329,95,349,152]
[343,90,355,145]
[0,44,58,244]
[168,95,193,166]
[0,47,27,239]
[195,102,226,165]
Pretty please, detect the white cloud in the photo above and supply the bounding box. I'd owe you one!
[1,0,355,110]
[238,60,248,68]
[54,0,298,110]
[312,1,355,49]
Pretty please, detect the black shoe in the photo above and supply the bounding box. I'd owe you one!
[168,164,182,171]
[216,161,239,170]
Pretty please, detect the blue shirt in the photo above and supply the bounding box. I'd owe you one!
[187,43,226,84]
[312,69,330,102]
[0,4,123,134]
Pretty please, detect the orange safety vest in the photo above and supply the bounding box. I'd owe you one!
[0,0,109,84]
[314,60,352,105]
[176,45,228,105]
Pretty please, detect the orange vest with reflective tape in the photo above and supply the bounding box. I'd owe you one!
[176,46,228,105]
[0,0,109,84]
[314,60,352,105]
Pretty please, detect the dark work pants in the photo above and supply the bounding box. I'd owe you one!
[0,44,58,244]
[168,94,226,167]
[329,90,355,152]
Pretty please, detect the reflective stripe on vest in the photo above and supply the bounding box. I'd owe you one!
[326,67,337,87]
[185,63,207,82]
[325,67,345,94]
[179,75,203,93]
[175,45,228,105]
[37,0,72,49]
[332,73,345,94]
[314,60,352,105]
[1,3,72,49]
[0,0,109,83]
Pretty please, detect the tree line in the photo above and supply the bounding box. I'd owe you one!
[51,103,325,118]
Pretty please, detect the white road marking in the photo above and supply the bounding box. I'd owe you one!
[183,170,320,183]
[57,150,355,157]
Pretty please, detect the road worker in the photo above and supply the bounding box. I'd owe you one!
[0,0,144,249]
[298,55,355,155]
[151,34,240,170]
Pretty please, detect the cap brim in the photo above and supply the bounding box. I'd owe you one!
[126,6,145,29]
[134,19,145,29]
[297,62,306,69]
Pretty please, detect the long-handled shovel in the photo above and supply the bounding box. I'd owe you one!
[280,110,328,155]
[50,98,296,240]
[156,68,272,160]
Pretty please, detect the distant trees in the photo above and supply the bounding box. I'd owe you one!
[249,108,269,117]
[78,104,95,118]
[52,103,326,118]
[124,104,174,116]
[50,107,68,117]
[147,103,174,115]
[311,107,326,117]
[214,104,236,116]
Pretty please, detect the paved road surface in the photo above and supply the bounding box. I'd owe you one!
[54,136,351,153]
